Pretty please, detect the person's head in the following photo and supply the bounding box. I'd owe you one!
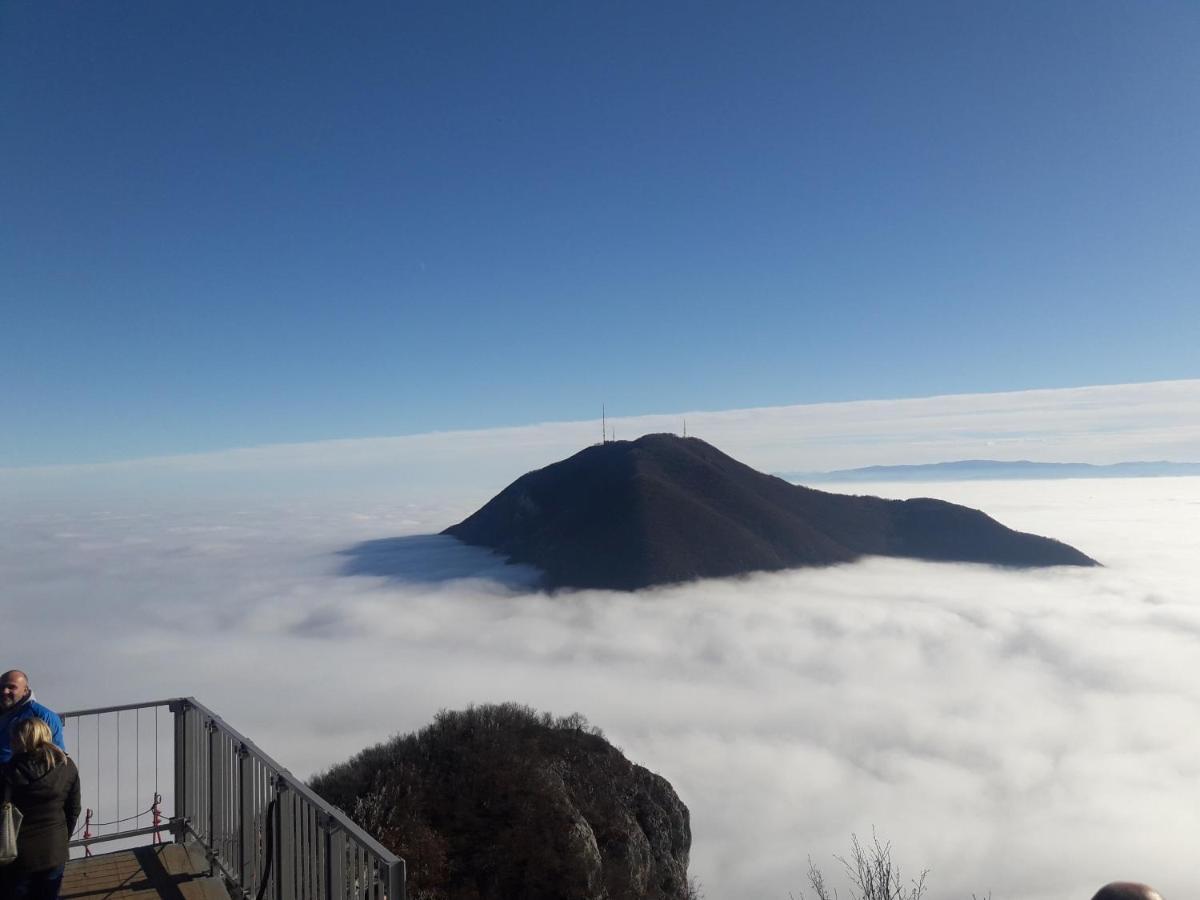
[1091,883,1163,900]
[9,716,66,769]
[0,670,30,711]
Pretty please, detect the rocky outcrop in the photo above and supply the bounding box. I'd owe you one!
[310,704,691,900]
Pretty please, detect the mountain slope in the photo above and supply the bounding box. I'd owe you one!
[442,434,1098,590]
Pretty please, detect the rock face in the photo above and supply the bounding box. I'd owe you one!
[443,434,1098,590]
[310,704,691,900]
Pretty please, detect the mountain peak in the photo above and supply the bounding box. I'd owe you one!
[443,435,1097,590]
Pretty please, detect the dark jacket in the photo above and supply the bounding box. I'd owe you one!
[1,753,81,873]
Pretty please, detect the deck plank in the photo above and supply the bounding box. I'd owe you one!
[61,843,231,899]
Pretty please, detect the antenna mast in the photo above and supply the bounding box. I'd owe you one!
[602,404,607,444]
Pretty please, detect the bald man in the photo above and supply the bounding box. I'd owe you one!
[0,669,66,763]
[1091,883,1164,900]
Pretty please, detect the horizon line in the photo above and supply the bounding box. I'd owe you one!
[5,376,1199,476]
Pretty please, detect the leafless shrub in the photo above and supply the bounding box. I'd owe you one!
[800,830,928,900]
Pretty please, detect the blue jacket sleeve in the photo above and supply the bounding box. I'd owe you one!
[26,701,67,753]
[50,710,66,752]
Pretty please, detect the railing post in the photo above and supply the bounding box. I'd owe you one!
[238,743,251,889]
[273,777,284,900]
[169,698,191,843]
[329,822,345,900]
[322,815,334,900]
[206,717,217,851]
[388,859,406,900]
[275,776,293,900]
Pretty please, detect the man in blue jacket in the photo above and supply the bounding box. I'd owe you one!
[0,669,66,763]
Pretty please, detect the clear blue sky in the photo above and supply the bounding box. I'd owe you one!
[3,1,1197,466]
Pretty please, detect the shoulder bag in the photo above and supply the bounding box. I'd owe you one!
[0,780,21,865]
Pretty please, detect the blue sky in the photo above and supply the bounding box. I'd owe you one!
[3,2,1198,466]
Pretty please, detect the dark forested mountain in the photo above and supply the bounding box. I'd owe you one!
[782,459,1200,482]
[311,704,691,900]
[443,434,1097,591]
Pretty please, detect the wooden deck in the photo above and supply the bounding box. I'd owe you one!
[62,843,231,900]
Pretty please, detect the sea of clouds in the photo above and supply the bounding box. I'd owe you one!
[3,381,1199,900]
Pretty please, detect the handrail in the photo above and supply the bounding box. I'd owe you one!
[61,699,173,718]
[184,697,404,882]
[60,696,406,899]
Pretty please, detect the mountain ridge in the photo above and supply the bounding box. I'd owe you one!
[443,434,1097,591]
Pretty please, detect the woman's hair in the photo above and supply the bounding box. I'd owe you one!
[10,717,67,769]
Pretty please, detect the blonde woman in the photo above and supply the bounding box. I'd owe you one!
[0,717,80,899]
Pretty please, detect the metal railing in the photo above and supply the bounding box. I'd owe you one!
[61,697,406,900]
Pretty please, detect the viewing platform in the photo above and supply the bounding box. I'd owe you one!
[58,698,406,900]
[64,842,230,898]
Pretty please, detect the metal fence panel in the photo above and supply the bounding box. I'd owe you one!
[61,697,406,899]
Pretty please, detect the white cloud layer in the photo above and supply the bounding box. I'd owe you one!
[3,474,1199,900]
[4,379,1199,508]
[3,381,1199,899]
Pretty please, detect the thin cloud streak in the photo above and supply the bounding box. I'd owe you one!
[3,380,1199,509]
[2,476,1198,899]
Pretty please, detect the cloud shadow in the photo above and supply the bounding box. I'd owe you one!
[337,534,543,589]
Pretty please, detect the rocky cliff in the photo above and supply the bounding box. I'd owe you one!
[311,704,691,900]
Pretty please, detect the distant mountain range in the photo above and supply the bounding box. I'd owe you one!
[781,459,1200,483]
[442,435,1097,591]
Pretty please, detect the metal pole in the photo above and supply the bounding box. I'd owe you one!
[169,699,190,842]
[277,778,295,900]
[273,777,284,900]
[323,817,334,900]
[206,718,216,851]
[388,859,406,900]
[238,744,250,890]
[330,826,345,900]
